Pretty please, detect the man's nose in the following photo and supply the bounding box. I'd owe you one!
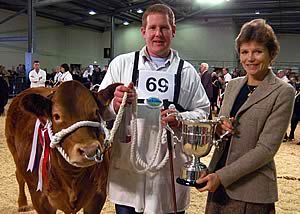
[154,28,162,36]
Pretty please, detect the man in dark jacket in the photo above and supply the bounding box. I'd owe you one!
[199,62,213,118]
[0,75,9,115]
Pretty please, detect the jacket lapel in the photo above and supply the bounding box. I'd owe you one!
[236,71,280,116]
[222,77,247,117]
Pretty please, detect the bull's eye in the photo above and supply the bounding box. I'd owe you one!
[53,113,60,121]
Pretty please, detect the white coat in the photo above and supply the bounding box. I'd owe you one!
[100,47,210,214]
[29,69,47,88]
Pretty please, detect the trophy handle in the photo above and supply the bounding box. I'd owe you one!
[213,130,230,149]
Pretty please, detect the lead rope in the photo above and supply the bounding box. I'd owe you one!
[105,90,170,174]
[129,93,170,174]
[103,92,128,148]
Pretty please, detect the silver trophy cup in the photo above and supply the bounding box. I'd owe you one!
[176,117,229,188]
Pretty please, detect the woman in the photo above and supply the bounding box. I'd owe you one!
[60,63,73,82]
[197,19,295,213]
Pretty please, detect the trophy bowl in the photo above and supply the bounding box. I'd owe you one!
[176,117,226,188]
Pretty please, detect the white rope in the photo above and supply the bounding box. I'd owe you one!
[45,120,102,167]
[129,94,170,174]
[48,120,101,148]
[103,92,128,148]
[99,89,170,174]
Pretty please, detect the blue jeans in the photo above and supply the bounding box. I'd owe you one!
[115,204,185,214]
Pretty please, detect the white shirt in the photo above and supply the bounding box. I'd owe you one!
[54,72,62,83]
[60,71,73,82]
[280,75,289,83]
[100,47,210,214]
[29,69,47,88]
[224,72,232,82]
[82,69,93,78]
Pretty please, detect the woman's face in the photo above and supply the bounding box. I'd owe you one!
[239,41,272,80]
[60,66,65,73]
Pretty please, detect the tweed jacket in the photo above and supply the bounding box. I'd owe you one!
[209,71,295,203]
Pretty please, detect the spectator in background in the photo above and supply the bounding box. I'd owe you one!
[0,74,9,115]
[199,62,213,118]
[287,83,300,141]
[285,67,292,79]
[91,66,102,85]
[231,68,240,79]
[16,64,26,77]
[102,65,108,72]
[222,67,232,83]
[29,60,47,88]
[277,69,289,82]
[49,66,63,87]
[82,66,93,88]
[60,63,73,82]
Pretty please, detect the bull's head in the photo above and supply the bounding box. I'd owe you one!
[21,81,121,167]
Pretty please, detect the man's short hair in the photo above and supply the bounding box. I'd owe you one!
[201,63,209,70]
[142,4,175,27]
[277,69,284,74]
[33,60,40,64]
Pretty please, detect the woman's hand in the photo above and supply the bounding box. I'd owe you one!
[216,117,235,138]
[113,82,136,112]
[161,108,181,130]
[196,173,221,192]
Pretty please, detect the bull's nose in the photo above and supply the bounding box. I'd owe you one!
[76,142,100,157]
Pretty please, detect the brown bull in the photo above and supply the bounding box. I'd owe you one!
[5,80,119,213]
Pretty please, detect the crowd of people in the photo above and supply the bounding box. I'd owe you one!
[0,3,299,214]
[0,62,108,93]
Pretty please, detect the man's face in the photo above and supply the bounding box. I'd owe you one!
[200,64,206,73]
[141,13,175,58]
[278,71,284,78]
[33,63,40,71]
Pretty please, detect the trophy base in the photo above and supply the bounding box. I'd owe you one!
[176,177,207,188]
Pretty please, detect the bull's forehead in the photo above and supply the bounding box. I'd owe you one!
[51,81,99,119]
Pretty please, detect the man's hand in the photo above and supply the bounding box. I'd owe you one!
[196,173,221,192]
[113,82,136,112]
[161,108,181,130]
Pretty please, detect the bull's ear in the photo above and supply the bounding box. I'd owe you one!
[93,83,123,110]
[21,94,52,119]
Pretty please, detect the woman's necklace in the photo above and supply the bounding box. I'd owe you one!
[247,85,257,97]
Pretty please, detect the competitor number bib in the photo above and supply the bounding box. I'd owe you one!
[137,70,175,101]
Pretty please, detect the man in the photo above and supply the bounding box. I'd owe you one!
[100,4,210,214]
[277,69,289,82]
[222,67,232,83]
[0,74,9,115]
[29,60,47,88]
[199,63,213,118]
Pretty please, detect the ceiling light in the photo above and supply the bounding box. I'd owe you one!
[89,10,96,16]
[255,11,260,15]
[123,21,129,26]
[137,9,143,14]
[197,0,227,4]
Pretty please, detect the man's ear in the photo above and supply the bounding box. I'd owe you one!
[21,93,52,119]
[141,26,146,38]
[172,25,176,38]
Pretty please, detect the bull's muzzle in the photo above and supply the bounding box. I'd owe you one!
[84,145,104,163]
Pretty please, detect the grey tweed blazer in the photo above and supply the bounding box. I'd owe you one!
[209,71,295,203]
